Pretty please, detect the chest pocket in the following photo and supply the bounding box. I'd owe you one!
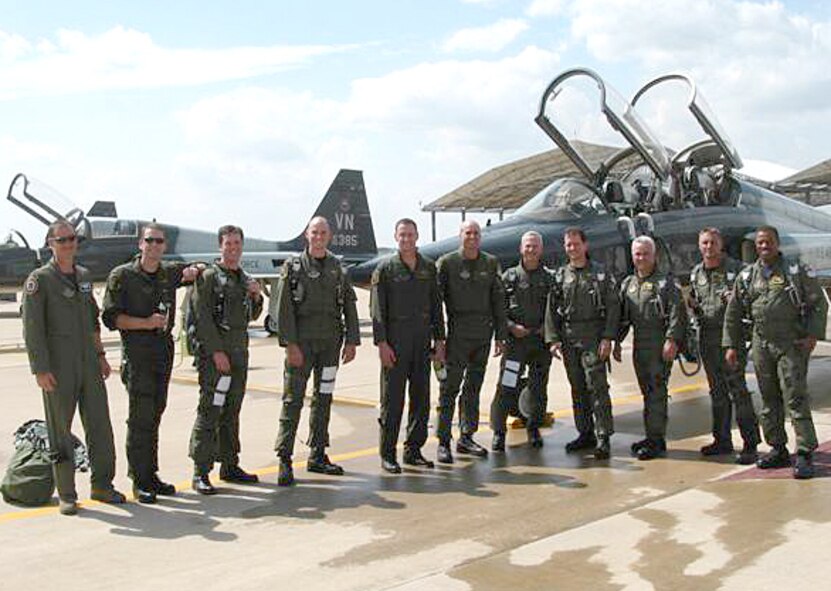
[300,266,341,315]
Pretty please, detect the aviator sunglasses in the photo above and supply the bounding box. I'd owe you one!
[50,235,77,244]
[143,236,166,244]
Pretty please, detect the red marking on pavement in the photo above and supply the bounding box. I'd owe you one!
[722,440,831,481]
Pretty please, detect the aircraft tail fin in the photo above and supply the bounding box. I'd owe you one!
[87,201,118,218]
[285,169,377,263]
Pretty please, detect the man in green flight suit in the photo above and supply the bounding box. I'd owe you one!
[547,228,620,459]
[371,218,445,473]
[688,228,760,465]
[724,225,827,479]
[22,220,126,515]
[102,223,202,503]
[188,225,263,495]
[436,220,506,463]
[273,216,360,486]
[614,236,686,460]
[490,231,552,452]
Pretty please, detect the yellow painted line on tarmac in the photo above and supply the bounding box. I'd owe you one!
[0,381,709,524]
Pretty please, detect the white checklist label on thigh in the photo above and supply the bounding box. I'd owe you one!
[501,359,520,388]
[320,366,338,394]
[213,375,231,406]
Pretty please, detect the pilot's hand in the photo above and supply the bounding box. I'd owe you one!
[612,341,623,363]
[212,351,231,374]
[342,343,357,365]
[247,279,262,299]
[662,339,678,362]
[795,336,818,353]
[99,356,112,380]
[431,340,446,364]
[725,348,738,369]
[286,344,304,368]
[493,340,505,357]
[36,372,57,393]
[549,342,562,360]
[146,313,167,330]
[182,265,201,282]
[598,338,612,362]
[510,324,530,339]
[378,341,396,368]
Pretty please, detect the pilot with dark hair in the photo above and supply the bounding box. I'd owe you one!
[188,224,264,494]
[490,231,552,451]
[688,228,759,465]
[371,218,445,473]
[102,223,202,503]
[21,220,126,515]
[614,236,686,460]
[436,220,506,463]
[547,227,619,459]
[724,225,827,479]
[273,216,360,486]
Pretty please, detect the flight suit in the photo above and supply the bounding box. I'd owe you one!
[545,261,620,441]
[688,258,759,450]
[490,263,552,435]
[21,261,117,502]
[436,249,507,443]
[370,252,445,461]
[188,263,263,476]
[273,250,360,459]
[102,258,190,489]
[618,270,686,446]
[723,256,827,454]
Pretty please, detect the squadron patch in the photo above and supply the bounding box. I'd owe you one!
[697,275,707,286]
[643,282,653,291]
[770,275,785,287]
[24,276,38,295]
[79,282,92,294]
[628,282,638,294]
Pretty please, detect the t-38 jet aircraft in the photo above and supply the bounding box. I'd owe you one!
[350,67,831,294]
[0,169,378,296]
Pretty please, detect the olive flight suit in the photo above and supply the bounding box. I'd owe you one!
[21,261,117,502]
[490,263,553,434]
[273,250,360,459]
[723,256,827,454]
[618,270,686,447]
[188,263,263,476]
[370,252,445,461]
[436,249,507,443]
[545,261,620,441]
[102,258,191,489]
[688,258,759,450]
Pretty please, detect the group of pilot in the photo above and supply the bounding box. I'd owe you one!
[19,214,826,516]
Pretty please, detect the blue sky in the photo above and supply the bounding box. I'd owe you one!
[1,0,829,246]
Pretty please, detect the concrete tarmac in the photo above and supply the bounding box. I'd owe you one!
[1,291,830,590]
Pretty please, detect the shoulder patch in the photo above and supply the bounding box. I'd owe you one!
[24,276,38,295]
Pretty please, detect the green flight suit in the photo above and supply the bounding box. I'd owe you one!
[545,261,620,439]
[188,263,263,476]
[490,263,553,434]
[102,258,190,488]
[21,261,117,502]
[723,256,827,454]
[618,270,686,442]
[689,258,759,448]
[436,249,507,443]
[273,250,360,459]
[370,252,445,460]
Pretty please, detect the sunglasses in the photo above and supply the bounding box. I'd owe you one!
[143,237,166,244]
[51,235,77,244]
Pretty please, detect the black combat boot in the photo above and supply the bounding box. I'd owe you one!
[565,432,597,453]
[220,464,259,483]
[456,434,488,457]
[636,439,667,461]
[594,436,611,460]
[527,427,543,448]
[403,448,434,468]
[700,439,734,456]
[793,452,815,480]
[192,474,217,495]
[381,457,402,474]
[152,474,177,496]
[307,448,345,476]
[133,480,157,505]
[756,446,791,469]
[277,457,294,487]
[491,432,506,452]
[437,441,454,464]
[735,444,758,465]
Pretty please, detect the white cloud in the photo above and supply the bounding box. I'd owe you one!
[442,18,529,53]
[0,26,354,100]
[525,0,565,17]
